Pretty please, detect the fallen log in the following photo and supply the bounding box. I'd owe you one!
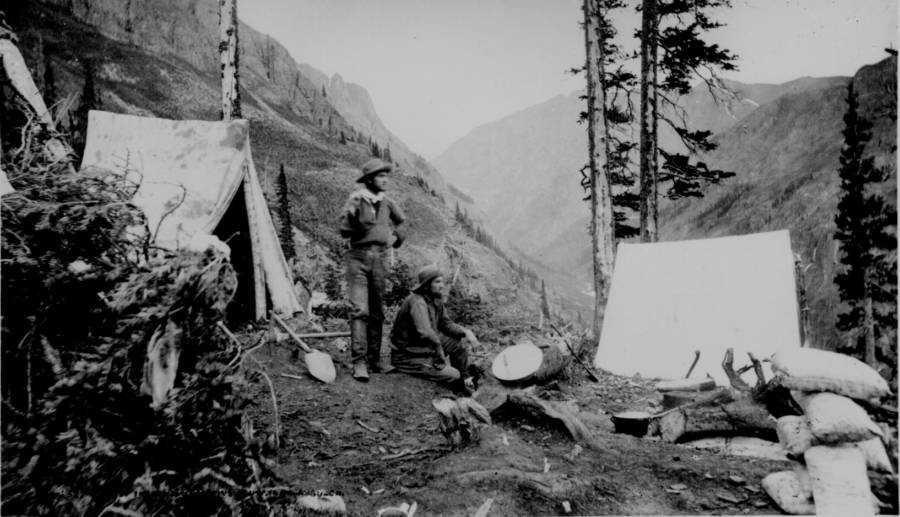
[658,397,776,443]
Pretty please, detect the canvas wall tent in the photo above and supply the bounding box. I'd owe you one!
[593,230,802,386]
[80,110,302,320]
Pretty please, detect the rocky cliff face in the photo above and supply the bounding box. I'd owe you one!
[34,0,447,195]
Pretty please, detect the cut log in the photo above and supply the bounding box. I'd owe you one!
[658,397,776,443]
[491,338,569,385]
[532,345,570,383]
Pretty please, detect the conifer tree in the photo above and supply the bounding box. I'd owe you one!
[276,165,295,261]
[637,0,737,241]
[833,81,897,369]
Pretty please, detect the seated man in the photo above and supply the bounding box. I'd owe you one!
[389,265,482,394]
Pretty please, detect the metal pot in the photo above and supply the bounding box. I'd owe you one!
[610,411,652,437]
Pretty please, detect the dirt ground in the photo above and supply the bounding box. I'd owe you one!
[239,327,821,517]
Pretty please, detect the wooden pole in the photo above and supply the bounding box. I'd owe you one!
[219,0,241,119]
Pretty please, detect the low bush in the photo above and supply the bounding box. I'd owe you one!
[1,125,276,515]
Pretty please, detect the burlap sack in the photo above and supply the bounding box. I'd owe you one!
[851,438,894,474]
[801,392,883,444]
[805,445,876,516]
[772,348,890,402]
[775,415,814,457]
[761,469,815,515]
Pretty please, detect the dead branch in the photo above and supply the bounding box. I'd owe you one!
[721,348,751,392]
[246,354,280,448]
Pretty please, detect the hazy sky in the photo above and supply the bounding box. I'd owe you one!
[242,0,897,159]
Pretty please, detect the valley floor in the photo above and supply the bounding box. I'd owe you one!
[247,333,802,516]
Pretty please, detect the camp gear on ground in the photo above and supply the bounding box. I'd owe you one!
[761,470,816,515]
[273,314,336,383]
[772,347,891,402]
[610,388,731,437]
[356,158,393,183]
[799,392,883,444]
[80,110,302,319]
[610,411,652,437]
[595,230,801,386]
[491,342,543,384]
[805,445,876,516]
[775,415,814,458]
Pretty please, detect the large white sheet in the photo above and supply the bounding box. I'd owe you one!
[594,230,801,385]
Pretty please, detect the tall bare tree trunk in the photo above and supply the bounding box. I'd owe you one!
[583,0,616,341]
[219,0,241,119]
[219,0,264,320]
[638,0,659,242]
[863,278,877,367]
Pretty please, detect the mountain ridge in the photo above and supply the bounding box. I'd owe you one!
[435,56,897,348]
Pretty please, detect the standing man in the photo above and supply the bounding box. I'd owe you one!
[389,265,483,395]
[339,158,406,382]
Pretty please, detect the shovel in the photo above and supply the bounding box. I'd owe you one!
[272,314,336,384]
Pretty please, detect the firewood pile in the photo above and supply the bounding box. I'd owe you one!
[761,348,895,515]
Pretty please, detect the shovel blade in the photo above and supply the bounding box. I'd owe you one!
[304,350,336,383]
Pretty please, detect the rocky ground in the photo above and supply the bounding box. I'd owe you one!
[243,325,798,516]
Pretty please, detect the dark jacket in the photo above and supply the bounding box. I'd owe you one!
[390,292,466,362]
[338,189,406,248]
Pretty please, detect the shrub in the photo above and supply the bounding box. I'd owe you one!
[1,125,275,516]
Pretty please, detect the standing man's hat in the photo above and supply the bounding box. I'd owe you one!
[413,264,443,293]
[357,158,393,183]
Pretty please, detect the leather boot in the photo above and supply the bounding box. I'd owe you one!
[352,361,369,382]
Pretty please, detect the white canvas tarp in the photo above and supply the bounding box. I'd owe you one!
[594,230,801,386]
[80,110,301,318]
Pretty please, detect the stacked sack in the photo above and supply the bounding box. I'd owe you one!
[761,348,893,515]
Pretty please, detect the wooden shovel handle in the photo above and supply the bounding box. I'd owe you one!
[272,314,312,353]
